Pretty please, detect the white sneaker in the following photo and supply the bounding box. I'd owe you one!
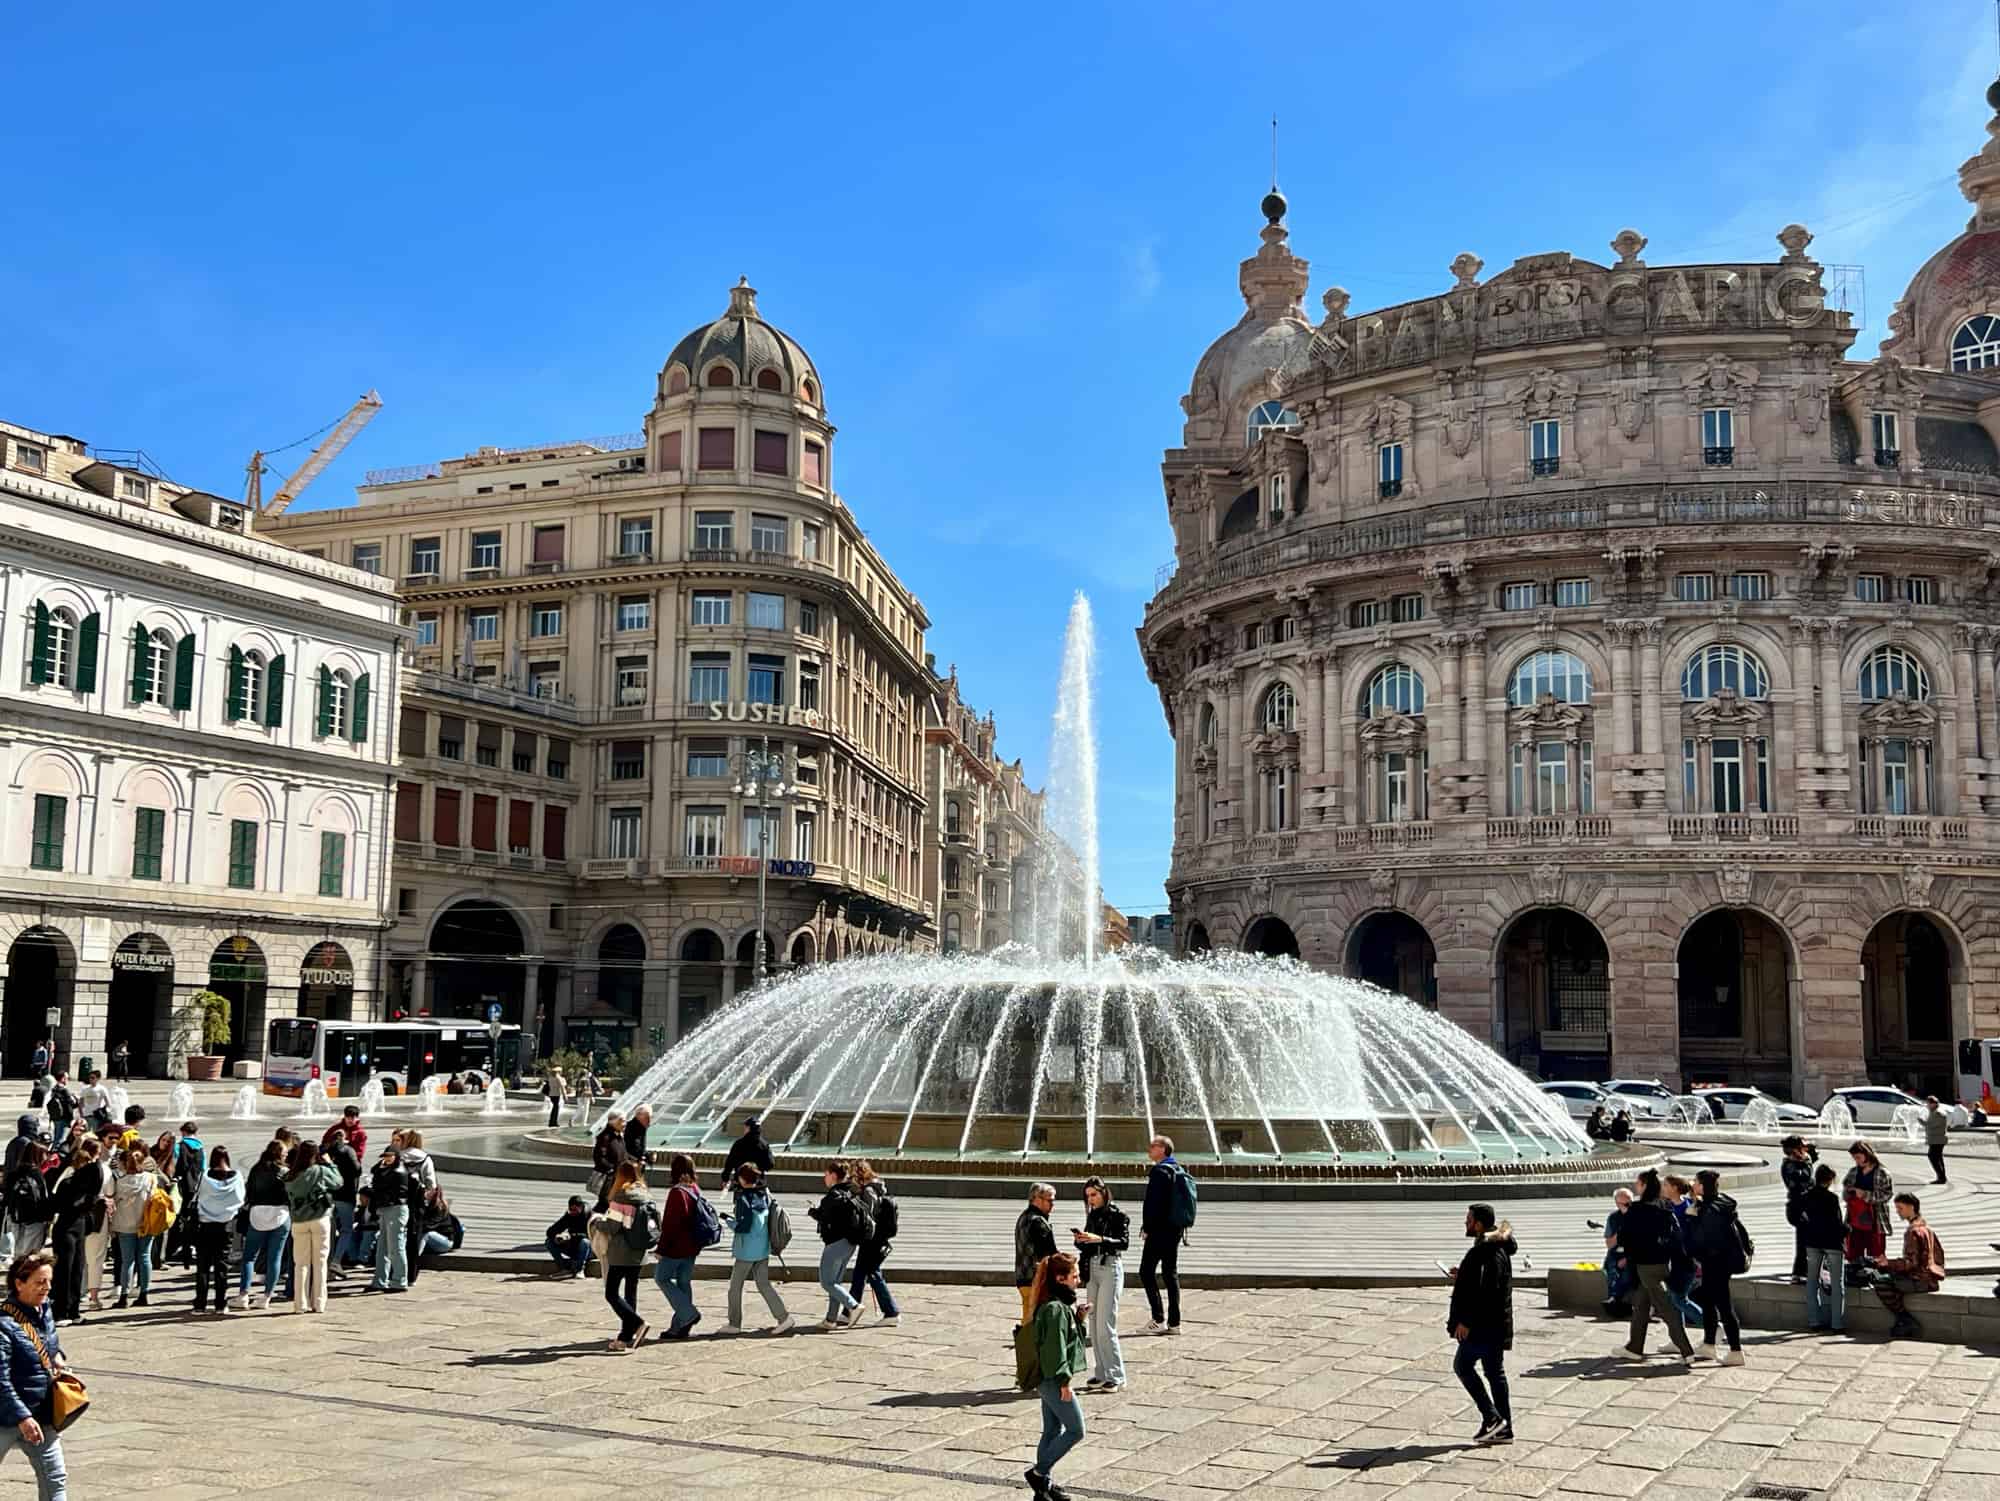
[878,1314,899,1328]
[1719,1349,1745,1367]
[718,1323,744,1336]
[1698,1341,1717,1362]
[251,1293,270,1310]
[816,1317,839,1331]
[227,1295,248,1311]
[1143,1319,1168,1334]
[772,1316,797,1334]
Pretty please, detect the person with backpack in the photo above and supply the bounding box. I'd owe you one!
[321,1124,364,1276]
[0,1127,50,1266]
[595,1161,654,1351]
[845,1159,900,1327]
[283,1141,340,1314]
[365,1145,410,1293]
[1140,1135,1193,1336]
[720,1116,775,1190]
[163,1122,203,1269]
[721,1163,794,1334]
[1687,1169,1751,1365]
[398,1130,439,1285]
[1618,1168,1693,1367]
[1023,1250,1089,1500]
[0,1118,41,1261]
[1073,1175,1129,1391]
[1014,1183,1057,1330]
[47,1136,104,1326]
[807,1159,868,1331]
[193,1144,244,1315]
[1872,1191,1946,1338]
[107,1143,161,1309]
[1446,1202,1516,1445]
[653,1153,718,1338]
[1779,1135,1815,1282]
[234,1140,290,1309]
[28,1043,49,1081]
[1794,1162,1847,1332]
[42,1078,73,1156]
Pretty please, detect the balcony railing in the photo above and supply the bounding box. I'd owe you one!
[1530,456,1561,477]
[1702,445,1735,467]
[1484,816,1612,844]
[1853,815,1970,845]
[406,667,580,723]
[1378,479,1403,499]
[1875,448,1901,469]
[1332,821,1434,851]
[1667,813,1800,842]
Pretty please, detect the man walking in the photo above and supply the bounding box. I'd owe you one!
[624,1105,653,1167]
[1014,1183,1056,1327]
[543,1069,567,1129]
[1140,1134,1192,1335]
[1874,1191,1945,1338]
[1922,1098,1949,1185]
[1447,1203,1515,1445]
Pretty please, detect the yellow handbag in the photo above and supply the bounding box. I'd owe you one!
[7,1307,85,1432]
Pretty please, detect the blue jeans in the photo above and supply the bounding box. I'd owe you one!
[1036,1377,1085,1475]
[818,1240,858,1319]
[114,1232,154,1296]
[1453,1338,1510,1426]
[848,1244,899,1317]
[332,1202,357,1263]
[237,1225,284,1297]
[372,1204,409,1289]
[421,1230,452,1259]
[1806,1245,1846,1330]
[0,1420,65,1499]
[655,1255,698,1329]
[547,1233,588,1273]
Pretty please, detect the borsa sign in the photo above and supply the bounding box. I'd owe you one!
[718,857,818,878]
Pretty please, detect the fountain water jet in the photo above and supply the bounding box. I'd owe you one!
[168,1083,194,1121]
[418,1075,446,1116]
[481,1079,509,1116]
[359,1078,387,1117]
[229,1085,259,1120]
[295,1078,333,1121]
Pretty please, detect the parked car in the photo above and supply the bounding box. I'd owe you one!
[1693,1086,1817,1124]
[1600,1079,1676,1120]
[1825,1085,1928,1127]
[1539,1081,1612,1121]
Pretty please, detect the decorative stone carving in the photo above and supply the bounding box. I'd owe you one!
[1511,367,1579,420]
[1530,862,1563,905]
[1902,863,1934,910]
[1719,863,1753,907]
[1306,420,1340,485]
[1321,287,1350,322]
[1510,695,1586,738]
[1248,872,1272,911]
[1776,223,1815,263]
[1787,343,1831,435]
[1686,688,1764,733]
[1365,392,1413,445]
[1450,252,1483,290]
[1682,354,1758,401]
[1437,371,1482,458]
[1610,228,1648,268]
[1611,377,1650,440]
[1860,695,1938,736]
[1714,596,1742,643]
[1369,868,1396,902]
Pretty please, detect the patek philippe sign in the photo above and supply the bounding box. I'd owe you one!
[704,702,822,727]
[301,966,355,987]
[719,857,817,878]
[112,950,172,973]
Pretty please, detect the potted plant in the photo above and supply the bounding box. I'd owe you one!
[184,990,231,1080]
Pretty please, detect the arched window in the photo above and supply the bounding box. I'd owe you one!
[1260,683,1296,731]
[1507,650,1592,706]
[1198,703,1217,746]
[1860,645,1931,701]
[1951,314,2000,372]
[137,628,174,706]
[945,798,961,835]
[667,367,688,395]
[1364,663,1425,718]
[803,378,818,405]
[1681,644,1768,700]
[240,650,266,721]
[942,910,962,953]
[755,368,782,392]
[35,607,76,688]
[706,364,734,388]
[326,669,351,738]
[1246,400,1301,444]
[944,855,961,893]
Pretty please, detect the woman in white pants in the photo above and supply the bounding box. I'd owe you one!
[282,1142,341,1314]
[1071,1176,1129,1391]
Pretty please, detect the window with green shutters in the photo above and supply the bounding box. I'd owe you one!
[172,632,195,711]
[30,795,65,871]
[27,604,98,691]
[350,672,370,744]
[132,807,166,880]
[319,831,347,897]
[227,818,258,889]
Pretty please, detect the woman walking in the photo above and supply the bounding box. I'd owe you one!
[1688,1169,1750,1365]
[722,1164,793,1334]
[846,1160,899,1327]
[808,1160,863,1331]
[1617,1169,1694,1367]
[1842,1140,1893,1282]
[1025,1250,1089,1500]
[283,1142,341,1314]
[1072,1176,1129,1391]
[194,1146,244,1315]
[233,1140,289,1310]
[0,1249,72,1498]
[598,1161,653,1351]
[652,1153,705,1339]
[107,1144,158,1309]
[45,1140,103,1327]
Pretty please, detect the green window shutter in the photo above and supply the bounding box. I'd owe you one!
[129,622,151,703]
[316,665,333,737]
[226,645,245,721]
[74,612,100,693]
[28,601,50,685]
[227,818,258,889]
[30,795,66,871]
[351,672,371,744]
[172,633,195,711]
[132,807,165,880]
[265,654,286,727]
[319,831,347,896]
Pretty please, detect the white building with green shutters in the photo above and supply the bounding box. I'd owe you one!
[0,418,403,1077]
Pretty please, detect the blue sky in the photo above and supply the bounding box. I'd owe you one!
[3,3,1992,915]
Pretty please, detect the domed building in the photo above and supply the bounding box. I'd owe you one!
[1141,85,2000,1104]
[266,279,939,1058]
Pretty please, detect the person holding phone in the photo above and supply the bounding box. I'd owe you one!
[1072,1176,1128,1392]
[1445,1202,1516,1445]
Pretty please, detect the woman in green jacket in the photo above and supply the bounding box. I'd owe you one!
[1027,1250,1088,1500]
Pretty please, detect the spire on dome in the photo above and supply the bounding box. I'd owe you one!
[1960,77,2000,230]
[1239,188,1309,318]
[728,276,759,317]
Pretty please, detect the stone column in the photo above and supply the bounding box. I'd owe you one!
[1638,621,1663,757]
[1236,672,1256,837]
[1980,628,2000,761]
[1345,710,1364,825]
[1787,618,1817,764]
[665,964,682,1047]
[1302,658,1325,780]
[1318,651,1339,778]
[1954,625,1980,776]
[1694,737,1712,813]
[1435,633,1463,764]
[1462,629,1488,813]
[1916,740,1933,815]
[1609,623,1635,757]
[1817,618,1849,807]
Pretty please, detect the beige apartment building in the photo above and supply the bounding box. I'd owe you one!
[1141,80,2000,1104]
[264,280,935,1057]
[923,665,1047,953]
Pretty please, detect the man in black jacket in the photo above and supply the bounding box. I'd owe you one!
[720,1117,774,1189]
[1780,1135,1815,1281]
[1140,1135,1187,1335]
[1447,1203,1515,1445]
[623,1105,654,1167]
[1014,1182,1056,1327]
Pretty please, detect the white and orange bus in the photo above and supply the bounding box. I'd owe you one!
[264,1018,523,1097]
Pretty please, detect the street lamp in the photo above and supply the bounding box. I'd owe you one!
[733,735,792,985]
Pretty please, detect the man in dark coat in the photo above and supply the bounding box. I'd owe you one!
[623,1105,653,1167]
[1013,1182,1056,1327]
[1447,1202,1516,1445]
[1780,1135,1814,1280]
[720,1117,774,1189]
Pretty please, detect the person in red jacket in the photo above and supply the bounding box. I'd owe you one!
[652,1153,707,1339]
[1873,1192,1945,1339]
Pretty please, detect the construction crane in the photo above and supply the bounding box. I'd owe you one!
[245,390,384,516]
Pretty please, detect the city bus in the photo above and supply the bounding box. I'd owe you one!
[264,1018,525,1097]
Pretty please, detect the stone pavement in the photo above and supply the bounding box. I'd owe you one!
[16,1268,2000,1498]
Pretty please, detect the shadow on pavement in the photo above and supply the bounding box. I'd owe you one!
[458,1340,624,1367]
[876,1388,1035,1409]
[1310,1441,1468,1470]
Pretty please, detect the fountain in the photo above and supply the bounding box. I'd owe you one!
[168,1083,194,1122]
[106,1085,130,1124]
[599,590,1594,1179]
[229,1085,259,1120]
[1818,1096,1855,1136]
[1666,1094,1710,1127]
[1738,1097,1781,1135]
[295,1078,333,1121]
[481,1079,509,1116]
[418,1075,446,1117]
[358,1078,386,1117]
[1889,1102,1926,1147]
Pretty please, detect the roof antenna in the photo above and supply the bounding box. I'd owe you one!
[1270,114,1279,192]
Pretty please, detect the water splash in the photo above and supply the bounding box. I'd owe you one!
[358,1078,387,1117]
[229,1086,259,1120]
[168,1083,194,1121]
[418,1075,446,1117]
[295,1078,333,1121]
[1035,593,1099,964]
[481,1079,509,1116]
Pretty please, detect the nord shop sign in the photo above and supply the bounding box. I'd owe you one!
[705,703,823,726]
[719,857,818,878]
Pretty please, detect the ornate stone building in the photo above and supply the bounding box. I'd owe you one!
[922,664,1045,953]
[264,281,935,1058]
[1140,84,2000,1103]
